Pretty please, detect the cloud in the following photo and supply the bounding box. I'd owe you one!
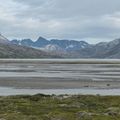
[0,0,120,43]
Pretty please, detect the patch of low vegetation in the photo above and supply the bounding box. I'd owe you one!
[0,94,120,120]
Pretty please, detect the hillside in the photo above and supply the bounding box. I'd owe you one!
[74,39,120,58]
[0,43,59,58]
[0,34,59,58]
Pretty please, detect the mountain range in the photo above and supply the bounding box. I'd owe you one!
[11,37,89,51]
[0,34,58,58]
[0,34,120,58]
[11,36,120,58]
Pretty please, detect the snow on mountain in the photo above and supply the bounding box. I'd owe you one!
[11,37,90,52]
[39,44,64,52]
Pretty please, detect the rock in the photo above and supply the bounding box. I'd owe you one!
[105,107,120,116]
[76,111,93,119]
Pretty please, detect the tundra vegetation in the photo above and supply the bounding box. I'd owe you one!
[0,94,119,120]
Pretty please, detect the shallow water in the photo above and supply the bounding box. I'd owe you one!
[0,87,120,96]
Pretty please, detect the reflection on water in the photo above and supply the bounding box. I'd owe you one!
[0,87,120,96]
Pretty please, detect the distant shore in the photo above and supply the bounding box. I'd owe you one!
[0,58,120,64]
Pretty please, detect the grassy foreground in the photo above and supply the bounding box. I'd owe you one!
[0,94,120,120]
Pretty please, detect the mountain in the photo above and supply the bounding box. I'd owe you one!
[34,37,49,47]
[50,39,89,51]
[73,38,120,58]
[40,44,64,52]
[0,43,59,58]
[0,35,58,58]
[10,36,120,58]
[11,37,91,51]
[93,39,120,58]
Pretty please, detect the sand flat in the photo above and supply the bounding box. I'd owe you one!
[0,59,119,89]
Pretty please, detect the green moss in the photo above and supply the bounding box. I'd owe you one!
[0,95,119,120]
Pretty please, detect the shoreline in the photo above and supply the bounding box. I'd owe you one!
[0,87,120,96]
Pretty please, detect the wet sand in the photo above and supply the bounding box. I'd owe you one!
[0,77,120,89]
[0,59,119,89]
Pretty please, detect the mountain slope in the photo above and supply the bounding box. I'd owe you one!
[0,34,59,58]
[0,43,59,58]
[0,34,10,44]
[94,39,120,58]
[74,39,120,58]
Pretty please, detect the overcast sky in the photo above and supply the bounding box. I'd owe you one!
[0,0,120,43]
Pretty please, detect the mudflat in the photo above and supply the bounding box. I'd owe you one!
[0,77,120,89]
[0,59,120,89]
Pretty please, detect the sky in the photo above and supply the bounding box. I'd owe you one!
[0,0,120,43]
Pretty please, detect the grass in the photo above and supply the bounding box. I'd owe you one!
[0,94,119,120]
